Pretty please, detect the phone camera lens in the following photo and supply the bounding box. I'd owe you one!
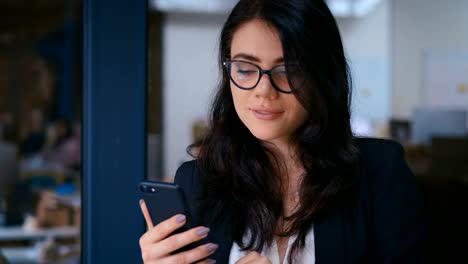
[140,185,148,193]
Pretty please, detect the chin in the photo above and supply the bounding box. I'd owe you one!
[248,128,283,142]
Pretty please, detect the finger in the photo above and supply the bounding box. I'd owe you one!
[245,254,270,264]
[255,256,271,264]
[150,226,211,258]
[139,199,153,230]
[245,257,270,264]
[162,243,219,264]
[235,251,261,264]
[140,214,187,245]
[196,259,216,264]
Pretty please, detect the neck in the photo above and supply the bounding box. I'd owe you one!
[265,138,304,200]
[267,138,298,165]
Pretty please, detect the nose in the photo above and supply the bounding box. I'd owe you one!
[254,73,279,99]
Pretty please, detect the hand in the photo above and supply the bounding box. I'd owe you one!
[139,200,218,264]
[235,251,272,264]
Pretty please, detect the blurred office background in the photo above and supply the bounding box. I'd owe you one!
[0,0,82,263]
[0,0,467,263]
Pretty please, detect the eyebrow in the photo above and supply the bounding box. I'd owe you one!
[231,53,284,64]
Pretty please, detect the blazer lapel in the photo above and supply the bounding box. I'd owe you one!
[208,217,234,263]
[314,207,346,264]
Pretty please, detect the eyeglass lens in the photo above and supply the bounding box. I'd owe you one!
[228,61,294,92]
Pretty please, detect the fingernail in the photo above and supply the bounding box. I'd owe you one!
[196,227,210,236]
[206,259,216,264]
[205,243,218,253]
[139,199,144,205]
[176,214,186,223]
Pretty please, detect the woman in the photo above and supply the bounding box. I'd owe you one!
[139,0,426,263]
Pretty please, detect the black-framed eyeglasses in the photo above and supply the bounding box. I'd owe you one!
[223,60,302,94]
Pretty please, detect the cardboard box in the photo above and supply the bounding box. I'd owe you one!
[41,206,72,227]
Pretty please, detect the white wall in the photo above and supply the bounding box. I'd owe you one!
[338,0,390,59]
[392,0,468,119]
[337,0,391,135]
[162,13,225,177]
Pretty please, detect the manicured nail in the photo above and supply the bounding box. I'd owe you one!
[176,214,186,223]
[196,227,210,236]
[206,259,216,264]
[205,243,218,253]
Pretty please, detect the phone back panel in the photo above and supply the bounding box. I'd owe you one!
[139,181,208,255]
[139,181,193,231]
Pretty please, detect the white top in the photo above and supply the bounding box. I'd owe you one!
[228,226,315,264]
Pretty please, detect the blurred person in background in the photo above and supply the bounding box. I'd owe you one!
[19,109,46,157]
[45,121,81,170]
[47,117,73,149]
[0,118,19,226]
[0,112,15,143]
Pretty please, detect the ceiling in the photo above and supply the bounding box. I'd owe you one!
[0,0,383,17]
[149,0,385,18]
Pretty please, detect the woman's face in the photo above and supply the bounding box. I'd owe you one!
[229,19,308,146]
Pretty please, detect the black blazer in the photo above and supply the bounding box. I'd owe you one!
[174,138,426,263]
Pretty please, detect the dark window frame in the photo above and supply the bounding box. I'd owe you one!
[82,0,147,262]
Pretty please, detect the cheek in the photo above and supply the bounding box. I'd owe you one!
[230,86,249,114]
[288,99,309,127]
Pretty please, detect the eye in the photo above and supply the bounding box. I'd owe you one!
[277,70,287,77]
[236,69,257,79]
[230,61,258,80]
[274,67,288,78]
[237,69,255,74]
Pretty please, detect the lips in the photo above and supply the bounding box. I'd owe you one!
[249,107,284,120]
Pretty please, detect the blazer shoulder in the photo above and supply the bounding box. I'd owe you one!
[354,137,411,186]
[174,160,199,200]
[353,140,426,262]
[355,137,404,160]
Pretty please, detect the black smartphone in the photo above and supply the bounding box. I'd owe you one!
[139,180,193,231]
[139,181,206,254]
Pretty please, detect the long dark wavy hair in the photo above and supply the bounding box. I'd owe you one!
[190,0,360,263]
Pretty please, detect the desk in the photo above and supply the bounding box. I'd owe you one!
[0,226,79,242]
[2,247,79,264]
[0,227,80,264]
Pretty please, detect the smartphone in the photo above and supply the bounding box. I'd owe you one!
[139,181,206,253]
[139,181,193,231]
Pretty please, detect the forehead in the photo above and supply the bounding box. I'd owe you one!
[230,19,283,63]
